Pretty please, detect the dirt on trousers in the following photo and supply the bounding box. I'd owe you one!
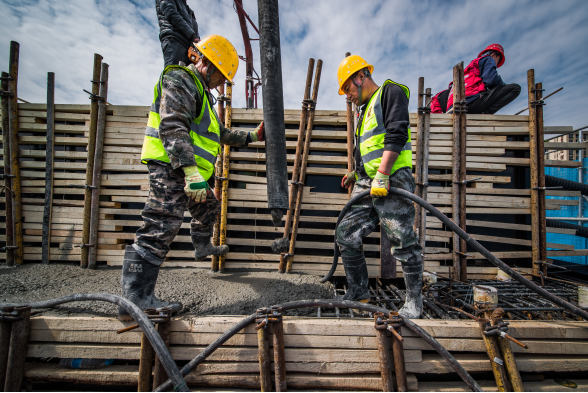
[0,264,334,318]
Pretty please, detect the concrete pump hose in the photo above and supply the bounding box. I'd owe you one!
[154,299,483,392]
[326,188,588,321]
[0,293,189,392]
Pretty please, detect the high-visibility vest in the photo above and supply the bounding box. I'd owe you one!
[357,80,412,179]
[141,65,221,181]
[446,55,490,111]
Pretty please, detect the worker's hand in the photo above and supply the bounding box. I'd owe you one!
[370,170,390,197]
[250,121,264,142]
[341,171,356,189]
[193,37,200,43]
[183,165,208,203]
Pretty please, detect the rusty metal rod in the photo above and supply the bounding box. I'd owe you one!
[458,63,468,282]
[7,41,22,265]
[271,307,287,392]
[514,87,563,115]
[278,58,314,272]
[4,305,31,392]
[0,307,14,389]
[138,330,155,392]
[536,82,547,276]
[345,52,354,197]
[88,63,108,269]
[218,83,232,273]
[211,83,225,272]
[257,308,272,392]
[81,53,103,268]
[390,322,407,392]
[414,77,425,233]
[478,319,512,392]
[42,72,55,264]
[1,72,14,266]
[374,313,395,392]
[419,87,432,251]
[286,59,322,273]
[153,318,172,390]
[528,70,541,275]
[451,63,462,281]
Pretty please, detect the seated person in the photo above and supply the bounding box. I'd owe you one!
[430,44,520,114]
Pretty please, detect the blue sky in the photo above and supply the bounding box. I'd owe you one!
[1,0,587,131]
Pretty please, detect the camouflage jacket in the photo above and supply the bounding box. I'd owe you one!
[158,63,249,170]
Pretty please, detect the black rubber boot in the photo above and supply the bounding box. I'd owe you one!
[192,234,229,261]
[341,254,370,302]
[118,246,182,321]
[399,271,423,319]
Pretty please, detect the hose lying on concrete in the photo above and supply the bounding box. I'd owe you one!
[154,299,482,392]
[321,188,588,321]
[545,175,588,196]
[546,219,588,238]
[0,293,189,392]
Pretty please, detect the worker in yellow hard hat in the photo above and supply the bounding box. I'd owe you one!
[335,55,423,319]
[118,35,265,321]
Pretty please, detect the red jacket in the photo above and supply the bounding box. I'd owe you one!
[446,55,490,110]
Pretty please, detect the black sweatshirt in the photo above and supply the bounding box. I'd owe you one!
[354,82,410,177]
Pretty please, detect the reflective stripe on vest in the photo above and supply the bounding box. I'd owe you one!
[357,80,412,179]
[140,65,221,181]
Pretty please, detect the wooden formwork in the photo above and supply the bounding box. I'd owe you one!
[1,101,588,277]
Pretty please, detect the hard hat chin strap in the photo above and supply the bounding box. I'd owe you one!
[205,62,216,88]
[353,73,366,109]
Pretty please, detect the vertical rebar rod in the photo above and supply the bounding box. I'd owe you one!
[211,83,225,272]
[414,77,425,232]
[536,82,547,276]
[478,319,512,392]
[345,52,354,198]
[0,307,14,388]
[219,83,232,273]
[81,53,103,268]
[257,308,272,392]
[285,60,322,273]
[138,331,155,392]
[7,41,22,265]
[278,58,314,273]
[419,88,432,251]
[391,325,407,392]
[451,63,462,281]
[271,307,287,392]
[458,63,468,281]
[0,72,14,266]
[528,70,540,275]
[42,72,55,264]
[374,313,395,392]
[4,305,31,392]
[153,320,171,389]
[88,63,108,269]
[496,335,524,391]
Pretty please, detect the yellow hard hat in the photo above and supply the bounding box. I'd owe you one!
[195,35,239,84]
[337,55,374,95]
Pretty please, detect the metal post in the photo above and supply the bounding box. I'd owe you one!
[256,308,273,392]
[374,313,395,392]
[211,83,225,272]
[278,58,314,273]
[88,63,108,269]
[153,316,172,389]
[218,83,232,273]
[458,63,468,281]
[451,63,464,281]
[81,54,103,268]
[535,82,547,276]
[0,307,14,388]
[389,314,407,392]
[346,52,354,197]
[414,77,425,231]
[138,331,155,392]
[478,318,512,392]
[580,128,584,221]
[42,72,55,264]
[528,70,540,275]
[4,306,31,392]
[419,88,432,251]
[271,306,287,392]
[7,41,22,265]
[0,72,14,266]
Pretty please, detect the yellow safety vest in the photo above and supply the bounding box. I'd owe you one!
[141,65,221,180]
[357,80,412,178]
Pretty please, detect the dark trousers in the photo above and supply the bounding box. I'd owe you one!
[161,37,191,67]
[467,84,521,114]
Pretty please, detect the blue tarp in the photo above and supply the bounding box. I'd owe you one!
[545,158,588,265]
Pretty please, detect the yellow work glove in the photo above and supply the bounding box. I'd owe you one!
[371,170,390,197]
[183,165,208,203]
[341,171,356,189]
[249,121,264,142]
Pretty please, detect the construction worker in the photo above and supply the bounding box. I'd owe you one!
[431,44,521,114]
[337,55,423,319]
[118,35,265,320]
[155,0,200,67]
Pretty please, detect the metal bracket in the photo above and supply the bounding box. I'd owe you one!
[0,174,16,180]
[281,253,294,258]
[0,76,14,81]
[216,95,231,102]
[0,246,18,251]
[455,251,473,257]
[416,181,429,187]
[291,181,304,186]
[0,91,13,97]
[215,176,228,181]
[90,79,104,84]
[530,100,545,107]
[453,176,483,185]
[417,106,431,113]
[83,89,105,101]
[532,186,562,190]
[531,88,546,92]
[69,184,98,190]
[75,243,95,249]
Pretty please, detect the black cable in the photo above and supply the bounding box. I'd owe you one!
[545,175,588,196]
[546,219,588,238]
[154,299,482,392]
[322,188,588,321]
[0,294,189,392]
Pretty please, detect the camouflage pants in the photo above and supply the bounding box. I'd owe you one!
[134,163,220,266]
[336,167,423,274]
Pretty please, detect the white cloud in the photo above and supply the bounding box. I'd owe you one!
[1,0,587,130]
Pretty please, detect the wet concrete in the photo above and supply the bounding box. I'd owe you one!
[0,264,334,318]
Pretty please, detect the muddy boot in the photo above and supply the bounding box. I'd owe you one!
[192,234,229,261]
[118,246,182,321]
[340,254,370,302]
[398,272,423,319]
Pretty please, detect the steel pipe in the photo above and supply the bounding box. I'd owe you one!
[42,72,55,264]
[0,71,14,266]
[4,306,31,392]
[0,307,14,388]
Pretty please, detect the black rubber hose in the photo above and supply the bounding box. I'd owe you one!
[546,219,588,238]
[320,190,373,283]
[0,293,189,392]
[155,299,482,392]
[258,0,289,213]
[545,175,588,195]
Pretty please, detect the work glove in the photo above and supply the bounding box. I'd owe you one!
[250,121,265,142]
[183,165,208,203]
[370,170,390,197]
[341,171,356,189]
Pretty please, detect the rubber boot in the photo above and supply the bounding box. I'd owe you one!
[398,272,423,319]
[192,234,229,261]
[340,254,370,302]
[118,246,182,321]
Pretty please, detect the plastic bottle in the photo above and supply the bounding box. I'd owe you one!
[58,358,114,369]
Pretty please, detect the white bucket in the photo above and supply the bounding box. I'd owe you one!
[473,285,498,309]
[496,269,512,281]
[579,286,588,308]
